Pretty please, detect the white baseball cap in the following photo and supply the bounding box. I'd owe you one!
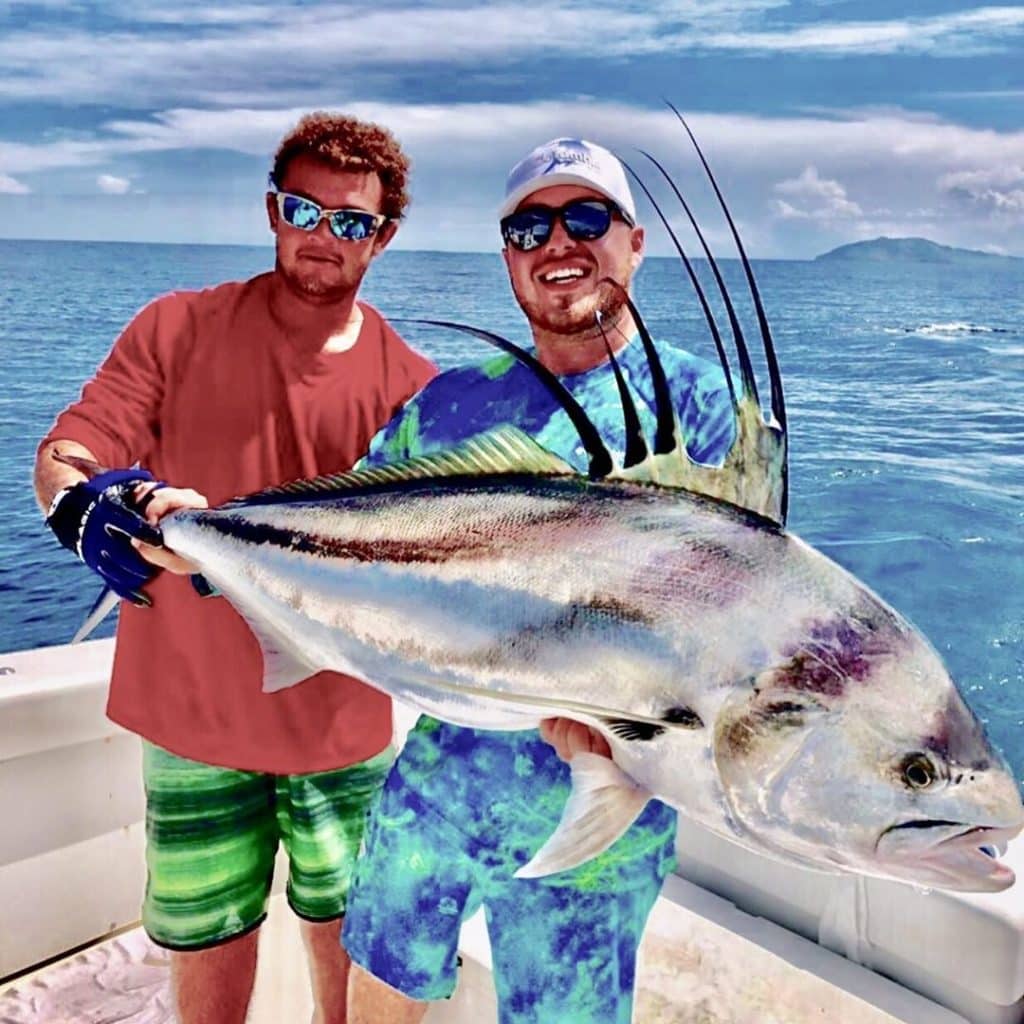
[499,138,636,224]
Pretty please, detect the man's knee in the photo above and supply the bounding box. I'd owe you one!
[170,928,260,1024]
[348,962,430,1024]
[299,917,349,1024]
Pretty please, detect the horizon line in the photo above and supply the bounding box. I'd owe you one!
[0,236,815,261]
[1,236,1019,262]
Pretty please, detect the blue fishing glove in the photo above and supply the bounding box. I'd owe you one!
[46,469,165,606]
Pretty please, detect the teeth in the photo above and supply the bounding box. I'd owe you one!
[542,268,585,283]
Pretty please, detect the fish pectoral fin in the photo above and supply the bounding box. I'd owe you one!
[252,626,319,692]
[514,752,652,879]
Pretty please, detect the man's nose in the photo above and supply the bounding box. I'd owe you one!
[542,216,575,252]
[313,215,336,239]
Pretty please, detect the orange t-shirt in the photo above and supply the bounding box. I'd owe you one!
[44,273,436,773]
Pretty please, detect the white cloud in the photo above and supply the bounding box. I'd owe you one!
[2,99,1023,255]
[0,137,112,175]
[105,3,280,24]
[0,6,654,105]
[0,172,29,194]
[939,165,1024,218]
[97,173,131,194]
[952,187,1024,214]
[0,4,1021,109]
[772,165,862,220]
[694,6,1024,56]
[930,89,1024,100]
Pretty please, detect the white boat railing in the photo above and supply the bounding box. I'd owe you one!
[2,638,1023,1023]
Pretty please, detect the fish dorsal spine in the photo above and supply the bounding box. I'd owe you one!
[221,426,577,508]
[396,110,789,528]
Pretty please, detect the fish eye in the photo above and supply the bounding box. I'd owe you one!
[900,753,938,790]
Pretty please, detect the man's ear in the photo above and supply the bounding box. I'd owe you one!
[266,193,279,234]
[371,218,400,256]
[629,225,645,273]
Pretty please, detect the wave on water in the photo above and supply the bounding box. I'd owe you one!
[815,533,937,548]
[883,322,1012,340]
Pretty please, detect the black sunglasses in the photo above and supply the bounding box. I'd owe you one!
[500,198,633,252]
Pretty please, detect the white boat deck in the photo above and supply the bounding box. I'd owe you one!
[2,638,1023,1023]
[1,880,944,1024]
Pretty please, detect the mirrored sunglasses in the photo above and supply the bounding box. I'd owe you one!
[274,191,389,241]
[500,198,632,252]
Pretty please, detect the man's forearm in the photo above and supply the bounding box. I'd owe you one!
[34,439,98,513]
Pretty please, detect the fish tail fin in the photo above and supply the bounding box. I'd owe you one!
[71,586,120,643]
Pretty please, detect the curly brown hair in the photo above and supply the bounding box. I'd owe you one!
[271,112,411,219]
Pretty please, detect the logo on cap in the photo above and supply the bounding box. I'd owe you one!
[539,141,600,176]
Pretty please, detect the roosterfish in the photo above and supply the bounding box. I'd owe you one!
[69,108,1024,891]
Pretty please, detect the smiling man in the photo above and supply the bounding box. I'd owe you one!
[343,138,736,1024]
[33,113,435,1024]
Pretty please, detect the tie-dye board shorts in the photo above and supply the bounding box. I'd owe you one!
[343,719,675,1024]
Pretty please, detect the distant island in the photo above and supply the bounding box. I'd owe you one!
[815,237,1022,267]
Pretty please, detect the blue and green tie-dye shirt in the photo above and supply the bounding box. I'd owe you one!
[365,337,736,891]
[369,340,734,474]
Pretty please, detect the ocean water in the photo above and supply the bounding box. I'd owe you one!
[1,239,1022,777]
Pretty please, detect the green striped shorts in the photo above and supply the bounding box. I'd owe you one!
[141,741,393,950]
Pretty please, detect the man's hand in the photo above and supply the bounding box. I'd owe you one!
[130,483,208,575]
[46,467,165,605]
[539,718,612,763]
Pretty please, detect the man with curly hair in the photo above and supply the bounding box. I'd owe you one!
[34,112,435,1024]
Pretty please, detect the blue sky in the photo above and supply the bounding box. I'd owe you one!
[0,1,1022,257]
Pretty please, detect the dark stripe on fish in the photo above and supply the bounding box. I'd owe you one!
[457,596,670,672]
[717,692,822,759]
[496,598,655,659]
[771,614,897,697]
[560,594,654,627]
[199,487,603,565]
[199,513,491,564]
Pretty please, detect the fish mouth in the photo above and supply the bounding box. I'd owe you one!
[876,820,1020,892]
